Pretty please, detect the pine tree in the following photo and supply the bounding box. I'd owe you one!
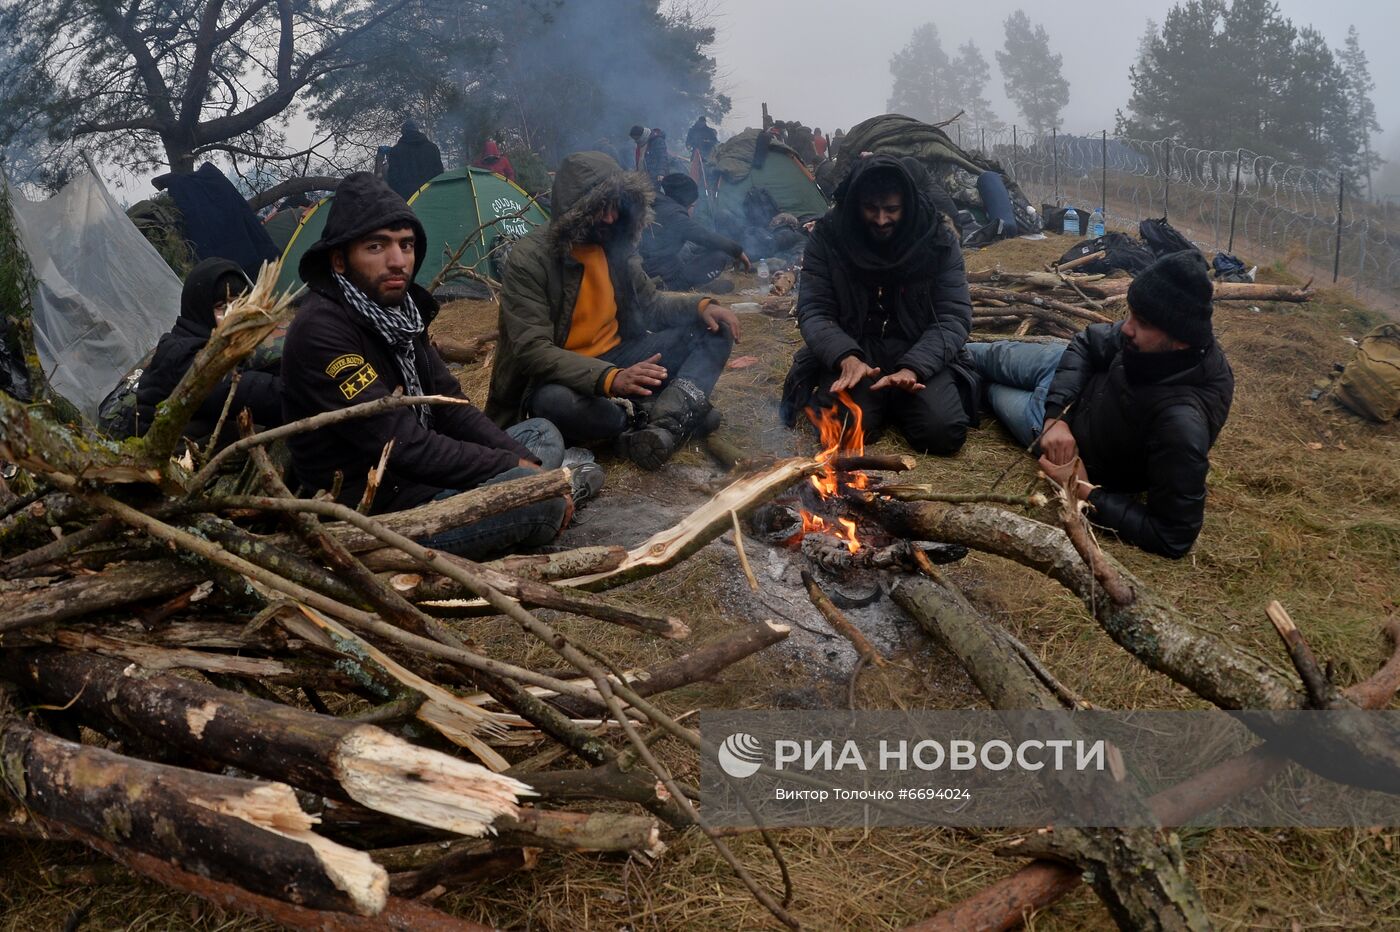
[1117,3,1230,147]
[995,10,1069,134]
[887,24,959,124]
[953,42,1004,134]
[1339,25,1384,198]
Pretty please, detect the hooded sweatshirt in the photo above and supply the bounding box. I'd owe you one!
[486,152,707,425]
[782,154,975,423]
[473,140,516,182]
[135,257,282,442]
[282,172,533,512]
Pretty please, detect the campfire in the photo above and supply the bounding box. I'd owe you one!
[795,390,868,555]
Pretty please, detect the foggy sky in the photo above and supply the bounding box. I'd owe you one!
[707,0,1397,165]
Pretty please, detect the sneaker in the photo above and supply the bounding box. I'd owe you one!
[562,446,596,469]
[568,461,606,509]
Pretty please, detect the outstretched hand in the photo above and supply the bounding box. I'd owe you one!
[612,354,667,397]
[831,356,879,393]
[870,368,925,393]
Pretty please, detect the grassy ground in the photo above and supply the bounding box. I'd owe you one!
[3,236,1398,930]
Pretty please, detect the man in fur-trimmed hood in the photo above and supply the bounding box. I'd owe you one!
[488,151,738,469]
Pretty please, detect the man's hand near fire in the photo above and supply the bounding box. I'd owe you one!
[871,368,925,393]
[831,355,880,393]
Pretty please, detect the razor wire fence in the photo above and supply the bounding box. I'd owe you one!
[949,124,1400,309]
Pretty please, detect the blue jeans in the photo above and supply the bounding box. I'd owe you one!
[529,324,734,445]
[964,341,1068,449]
[418,418,568,561]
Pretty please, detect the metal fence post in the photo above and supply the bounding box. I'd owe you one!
[1356,218,1367,296]
[1227,149,1242,252]
[1333,172,1345,284]
[1164,139,1172,221]
[1012,124,1017,179]
[980,127,986,156]
[1101,129,1107,216]
[1052,127,1059,205]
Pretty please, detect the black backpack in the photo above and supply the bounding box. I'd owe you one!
[1056,232,1155,276]
[1138,217,1200,259]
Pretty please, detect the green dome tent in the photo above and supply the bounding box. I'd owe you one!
[707,129,829,223]
[275,167,548,292]
[262,208,304,254]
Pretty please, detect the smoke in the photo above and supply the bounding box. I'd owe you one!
[497,0,729,164]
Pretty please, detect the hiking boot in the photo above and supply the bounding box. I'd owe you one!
[616,379,711,470]
[568,461,606,509]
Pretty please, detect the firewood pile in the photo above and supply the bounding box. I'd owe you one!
[0,263,835,928]
[966,265,1314,340]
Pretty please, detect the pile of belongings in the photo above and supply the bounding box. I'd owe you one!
[703,129,827,262]
[832,113,1044,242]
[1055,217,1255,282]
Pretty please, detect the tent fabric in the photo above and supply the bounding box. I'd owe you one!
[835,114,1043,234]
[4,169,182,420]
[262,208,304,253]
[709,129,829,223]
[164,163,280,277]
[276,167,549,293]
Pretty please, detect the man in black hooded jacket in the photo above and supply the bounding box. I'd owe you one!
[640,173,749,291]
[384,120,444,200]
[968,251,1234,558]
[281,172,580,561]
[782,154,976,454]
[136,257,282,444]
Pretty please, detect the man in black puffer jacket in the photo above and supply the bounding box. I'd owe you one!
[135,258,282,444]
[640,173,749,291]
[781,154,977,454]
[968,251,1235,558]
[281,172,583,561]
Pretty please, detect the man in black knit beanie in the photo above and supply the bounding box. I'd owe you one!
[968,250,1235,557]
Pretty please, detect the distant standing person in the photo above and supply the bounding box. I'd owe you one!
[813,128,828,161]
[685,116,719,159]
[829,128,845,159]
[385,120,444,200]
[473,139,517,182]
[629,124,670,181]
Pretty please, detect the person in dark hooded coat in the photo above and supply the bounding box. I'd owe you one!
[782,154,977,455]
[135,258,282,444]
[640,173,749,291]
[384,120,445,200]
[280,172,587,561]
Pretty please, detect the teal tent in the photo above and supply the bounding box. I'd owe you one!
[276,168,548,292]
[708,129,829,222]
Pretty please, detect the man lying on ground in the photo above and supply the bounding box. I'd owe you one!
[282,172,598,560]
[967,251,1234,558]
[640,173,750,293]
[136,257,283,446]
[781,154,978,455]
[488,152,740,469]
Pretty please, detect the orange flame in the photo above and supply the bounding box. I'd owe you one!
[796,391,869,553]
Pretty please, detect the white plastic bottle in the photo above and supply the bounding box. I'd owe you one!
[757,258,770,280]
[1089,207,1105,238]
[1063,208,1079,236]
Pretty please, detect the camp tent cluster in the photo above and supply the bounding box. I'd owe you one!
[274,167,548,293]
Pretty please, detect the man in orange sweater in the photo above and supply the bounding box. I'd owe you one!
[488,152,739,469]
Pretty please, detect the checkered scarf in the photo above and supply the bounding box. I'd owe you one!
[334,271,431,427]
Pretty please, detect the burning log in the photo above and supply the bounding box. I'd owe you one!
[799,534,967,574]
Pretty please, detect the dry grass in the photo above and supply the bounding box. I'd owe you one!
[4,236,1398,930]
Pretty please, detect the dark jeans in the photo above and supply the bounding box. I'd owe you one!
[660,248,731,290]
[808,366,970,455]
[418,418,568,560]
[964,341,1068,448]
[529,324,734,445]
